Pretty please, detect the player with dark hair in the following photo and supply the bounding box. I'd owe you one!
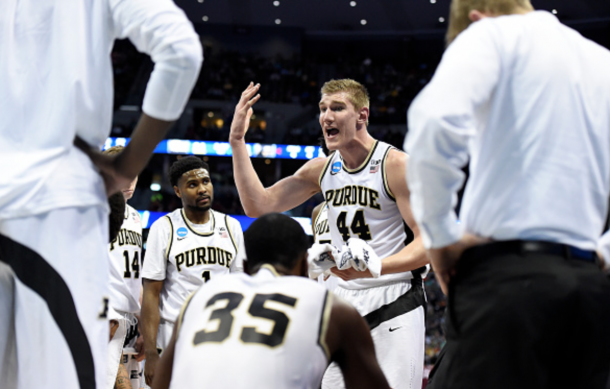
[168,157,211,188]
[141,156,245,386]
[0,1,202,387]
[230,80,429,389]
[109,193,127,243]
[150,213,391,389]
[104,145,145,389]
[107,192,133,389]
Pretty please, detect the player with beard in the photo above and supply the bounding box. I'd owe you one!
[141,157,246,386]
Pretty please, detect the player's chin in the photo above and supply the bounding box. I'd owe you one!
[197,204,212,212]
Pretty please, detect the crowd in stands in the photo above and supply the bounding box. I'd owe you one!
[112,42,436,150]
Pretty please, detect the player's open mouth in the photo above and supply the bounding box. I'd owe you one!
[326,128,339,138]
[197,196,210,204]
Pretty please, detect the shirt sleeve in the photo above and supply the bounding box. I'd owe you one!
[141,216,171,280]
[228,217,246,273]
[405,19,502,249]
[109,0,203,121]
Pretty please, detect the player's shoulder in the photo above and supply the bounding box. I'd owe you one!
[385,146,408,170]
[125,204,141,219]
[213,210,242,231]
[277,274,328,294]
[301,156,330,177]
[150,208,181,230]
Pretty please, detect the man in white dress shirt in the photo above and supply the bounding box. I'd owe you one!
[406,0,610,388]
[0,1,202,388]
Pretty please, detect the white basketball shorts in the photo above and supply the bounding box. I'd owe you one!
[322,280,426,389]
[0,206,109,389]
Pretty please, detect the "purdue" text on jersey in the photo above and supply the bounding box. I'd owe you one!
[175,247,233,271]
[110,229,143,251]
[324,185,381,211]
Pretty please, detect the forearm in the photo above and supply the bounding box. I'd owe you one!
[114,114,174,180]
[150,335,176,389]
[230,139,277,217]
[380,236,429,275]
[114,356,132,389]
[141,294,161,354]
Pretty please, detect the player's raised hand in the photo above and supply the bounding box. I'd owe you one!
[229,82,261,144]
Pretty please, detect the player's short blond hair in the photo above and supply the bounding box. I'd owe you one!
[103,145,124,156]
[446,0,533,45]
[321,79,370,112]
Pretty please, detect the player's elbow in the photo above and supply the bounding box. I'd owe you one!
[171,36,203,76]
[243,207,265,218]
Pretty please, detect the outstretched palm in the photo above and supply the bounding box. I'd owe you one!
[230,82,261,143]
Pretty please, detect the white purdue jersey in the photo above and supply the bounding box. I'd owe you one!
[108,204,143,314]
[313,202,332,245]
[169,265,332,389]
[313,202,339,291]
[142,208,245,323]
[320,140,423,289]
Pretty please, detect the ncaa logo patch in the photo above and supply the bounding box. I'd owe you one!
[331,161,342,175]
[177,227,188,237]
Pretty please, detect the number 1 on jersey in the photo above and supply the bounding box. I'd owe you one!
[202,270,211,282]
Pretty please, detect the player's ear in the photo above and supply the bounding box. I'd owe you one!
[173,185,181,198]
[358,106,369,125]
[469,9,487,22]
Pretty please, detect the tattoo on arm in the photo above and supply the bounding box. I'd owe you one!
[115,361,132,389]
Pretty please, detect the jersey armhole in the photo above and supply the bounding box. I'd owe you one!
[317,290,333,361]
[312,202,327,241]
[381,146,397,202]
[318,156,333,188]
[164,216,174,260]
[225,215,239,253]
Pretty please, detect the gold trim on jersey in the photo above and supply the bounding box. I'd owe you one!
[181,208,216,237]
[341,139,379,174]
[260,264,280,277]
[318,156,333,187]
[164,216,174,260]
[381,146,397,202]
[225,215,238,254]
[175,291,197,339]
[317,291,333,360]
[312,202,328,241]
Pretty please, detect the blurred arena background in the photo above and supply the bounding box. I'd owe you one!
[107,0,610,375]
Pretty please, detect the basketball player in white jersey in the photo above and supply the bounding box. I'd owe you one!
[312,138,339,291]
[229,80,429,389]
[141,157,245,386]
[104,146,145,389]
[107,192,133,389]
[0,2,202,388]
[150,212,390,389]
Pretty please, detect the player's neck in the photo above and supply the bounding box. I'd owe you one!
[184,207,210,225]
[339,133,376,170]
